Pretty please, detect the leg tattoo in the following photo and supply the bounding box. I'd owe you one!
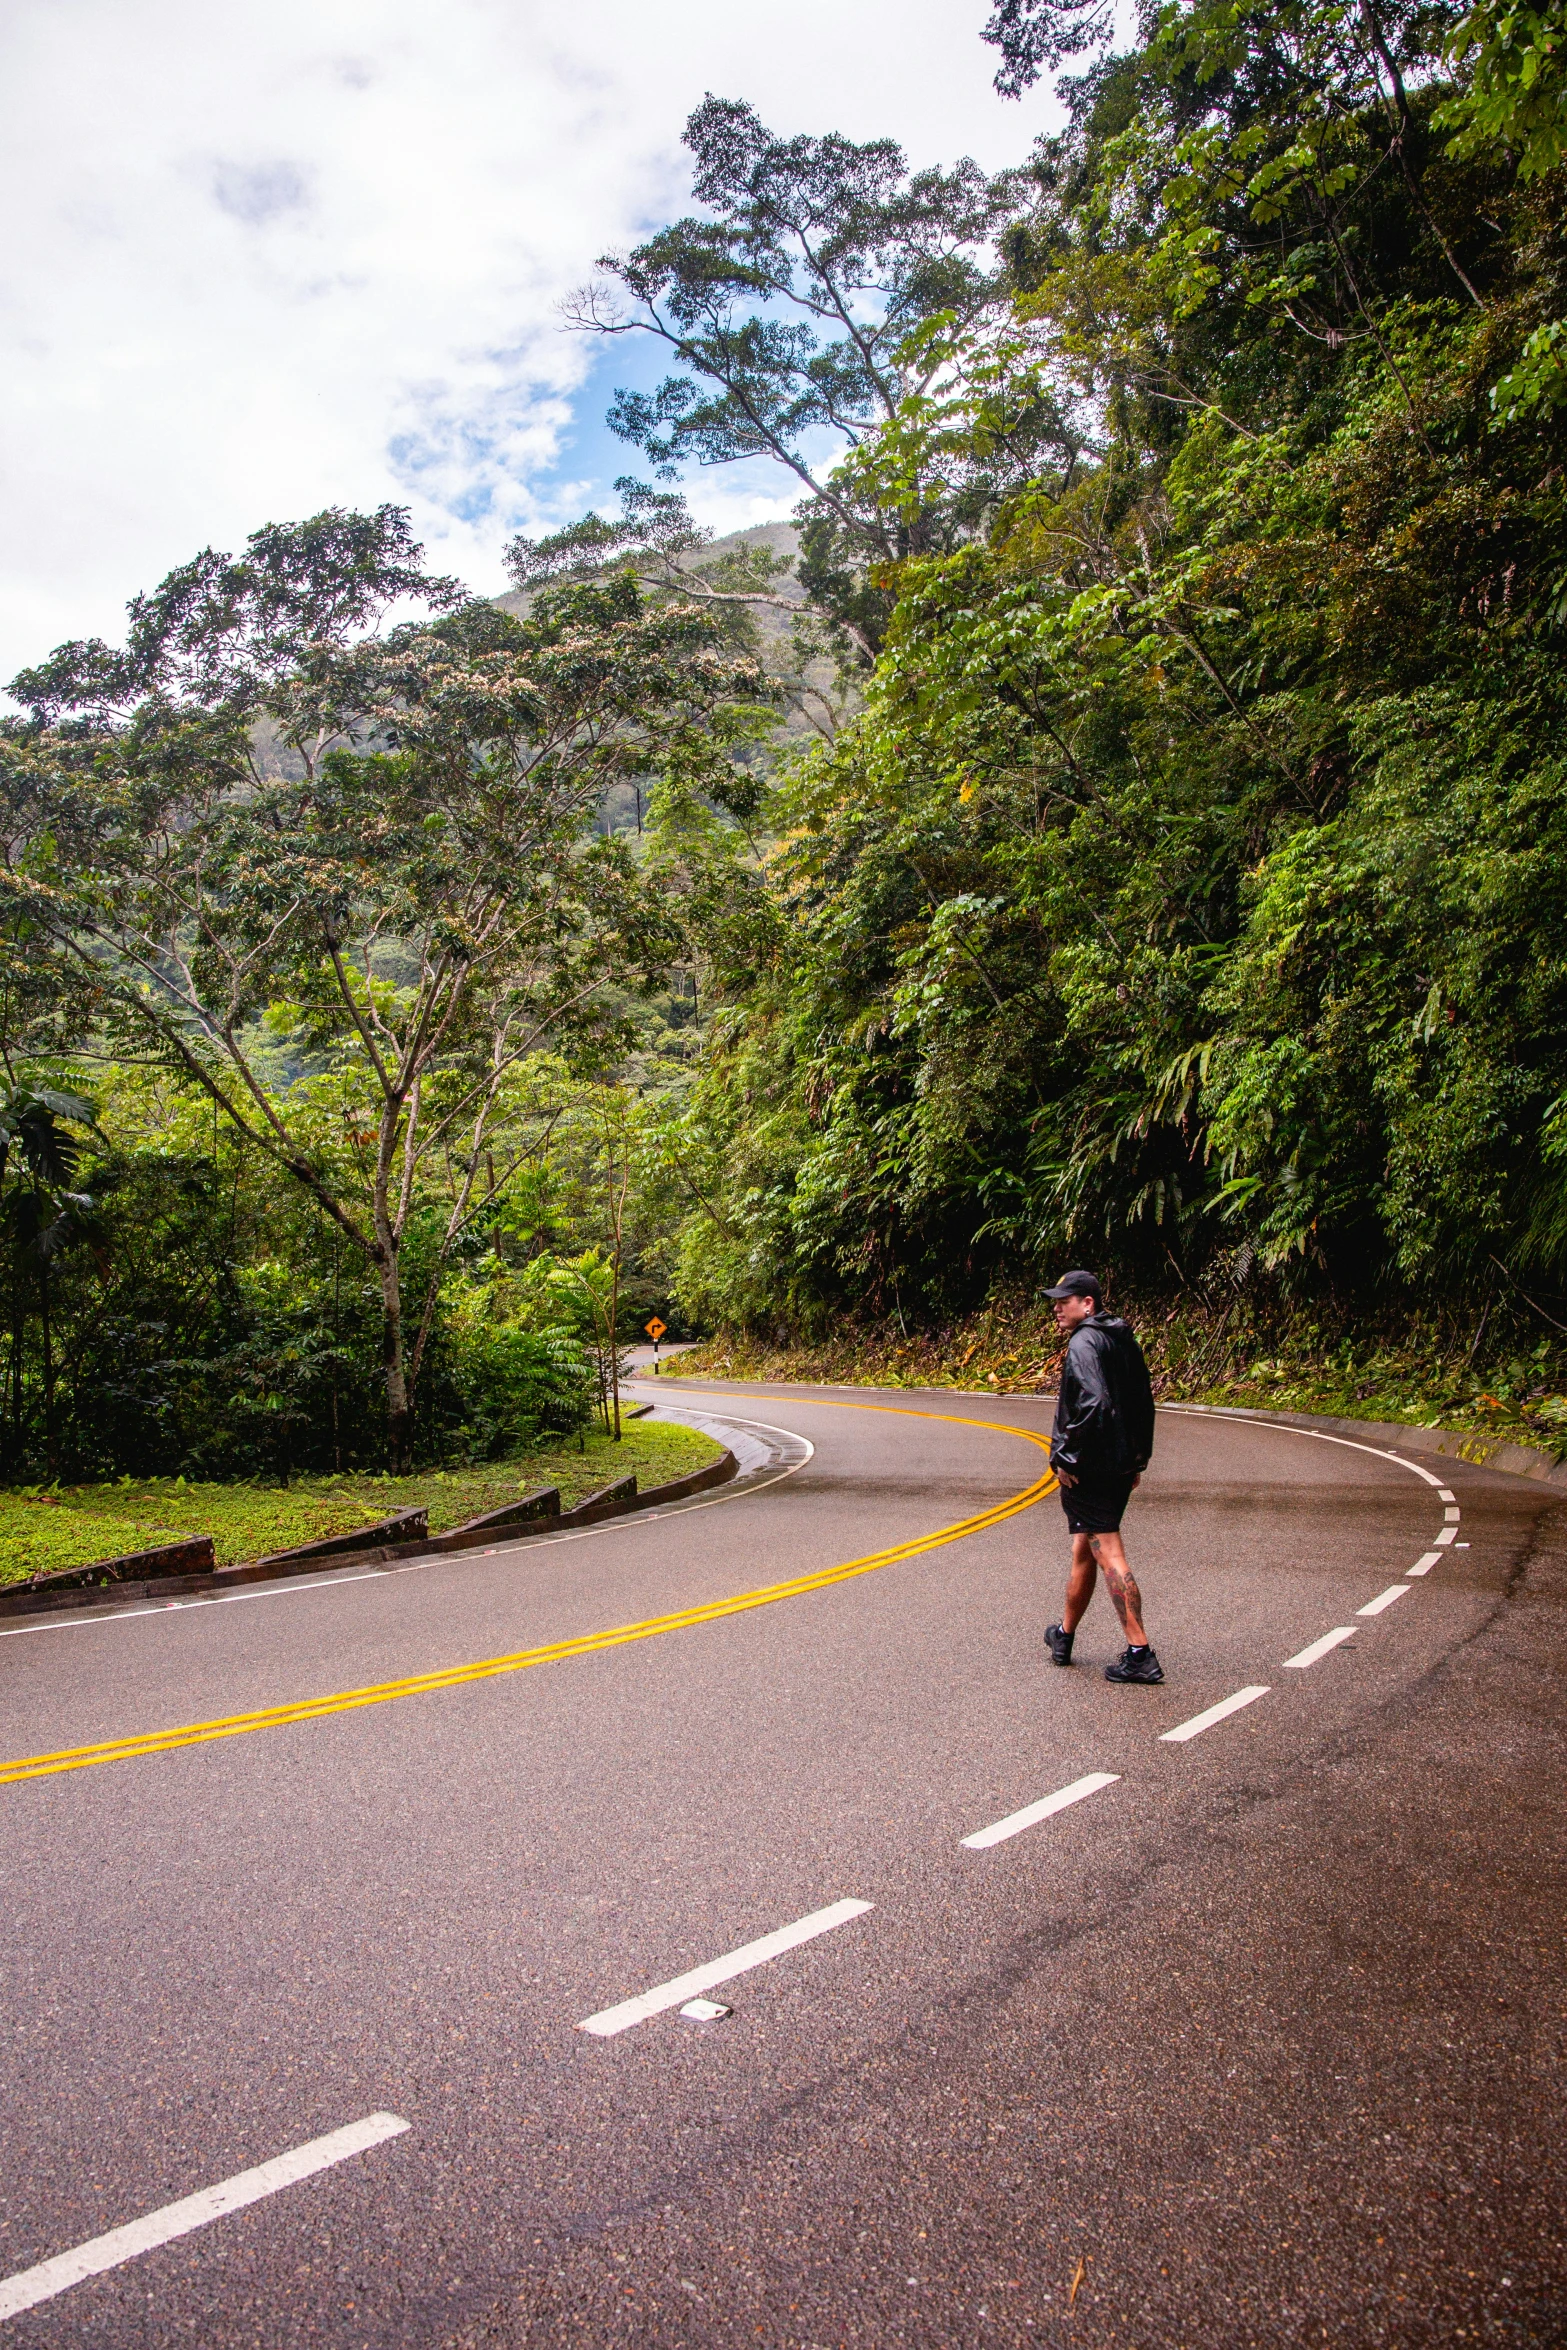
[1088,1533,1148,1646]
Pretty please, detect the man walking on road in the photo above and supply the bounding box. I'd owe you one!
[1042,1270,1163,1684]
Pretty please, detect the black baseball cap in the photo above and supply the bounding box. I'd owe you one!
[1043,1269,1102,1301]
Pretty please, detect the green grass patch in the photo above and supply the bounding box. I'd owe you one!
[0,1416,722,1586]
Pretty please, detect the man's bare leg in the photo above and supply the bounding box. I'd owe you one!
[1062,1529,1148,1646]
[1061,1532,1098,1635]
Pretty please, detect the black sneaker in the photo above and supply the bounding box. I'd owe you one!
[1105,1645,1164,1685]
[1045,1622,1075,1667]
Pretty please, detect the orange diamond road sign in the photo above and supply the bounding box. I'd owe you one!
[645,1318,667,1342]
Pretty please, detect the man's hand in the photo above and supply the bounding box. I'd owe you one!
[1057,1467,1077,1488]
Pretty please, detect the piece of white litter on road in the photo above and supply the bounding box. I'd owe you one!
[0,2113,409,2324]
[1161,1685,1270,1743]
[1357,1585,1410,1616]
[1444,1506,1461,1522]
[1407,1552,1442,1577]
[578,1899,873,2038]
[962,1771,1119,1850]
[680,1999,731,2022]
[1282,1627,1357,1669]
[1438,1489,1456,1503]
[1433,1525,1457,1545]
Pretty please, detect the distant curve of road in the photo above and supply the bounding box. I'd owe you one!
[0,1380,1562,2348]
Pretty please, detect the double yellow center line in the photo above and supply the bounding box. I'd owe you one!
[1,1403,1055,1788]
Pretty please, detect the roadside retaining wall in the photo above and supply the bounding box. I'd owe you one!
[0,1445,738,1625]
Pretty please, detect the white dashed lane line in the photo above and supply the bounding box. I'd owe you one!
[577,1899,873,2039]
[1282,1626,1358,1670]
[582,1443,1459,2032]
[1358,1584,1412,1616]
[1160,1685,1271,1743]
[0,2114,409,2324]
[961,1770,1119,1850]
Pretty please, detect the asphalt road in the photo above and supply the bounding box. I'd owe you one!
[0,1382,1563,2348]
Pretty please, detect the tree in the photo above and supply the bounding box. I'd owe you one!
[0,1085,102,1476]
[507,476,850,741]
[563,97,1061,655]
[3,513,765,1467]
[583,1082,636,1441]
[993,0,1504,341]
[1439,0,1567,181]
[982,0,1119,97]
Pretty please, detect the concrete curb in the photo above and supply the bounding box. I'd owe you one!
[0,1443,738,1626]
[14,1534,217,1596]
[1169,1400,1567,1488]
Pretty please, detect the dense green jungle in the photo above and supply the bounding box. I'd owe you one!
[2,0,1565,1486]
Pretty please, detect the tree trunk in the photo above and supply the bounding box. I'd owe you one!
[592,1309,611,1435]
[601,1100,629,1443]
[608,1244,622,1442]
[377,1246,413,1472]
[39,1251,55,1481]
[7,1242,22,1479]
[331,1235,342,1475]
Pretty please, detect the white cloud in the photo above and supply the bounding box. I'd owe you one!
[0,0,1061,677]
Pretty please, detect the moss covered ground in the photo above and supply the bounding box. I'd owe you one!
[0,1415,721,1586]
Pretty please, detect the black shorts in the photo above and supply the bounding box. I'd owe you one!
[1059,1475,1135,1535]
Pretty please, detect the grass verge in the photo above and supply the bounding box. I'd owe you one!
[0,1416,722,1587]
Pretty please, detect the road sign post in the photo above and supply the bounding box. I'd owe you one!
[645,1316,667,1372]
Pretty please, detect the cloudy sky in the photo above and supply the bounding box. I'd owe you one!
[1,0,1065,680]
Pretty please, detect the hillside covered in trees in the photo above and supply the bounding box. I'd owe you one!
[2,0,1564,1479]
[604,0,1567,1420]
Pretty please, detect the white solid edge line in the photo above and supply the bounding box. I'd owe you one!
[578,1899,872,2038]
[1358,1584,1411,1616]
[1161,1684,1271,1743]
[0,1569,394,1639]
[1282,1626,1358,1670]
[1407,1551,1443,1577]
[0,2113,409,2324]
[1161,1407,1448,1486]
[962,1770,1119,1850]
[0,1418,817,1642]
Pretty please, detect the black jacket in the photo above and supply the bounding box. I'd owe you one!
[1050,1313,1155,1480]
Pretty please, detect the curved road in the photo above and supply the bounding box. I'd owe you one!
[0,1383,1562,2346]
